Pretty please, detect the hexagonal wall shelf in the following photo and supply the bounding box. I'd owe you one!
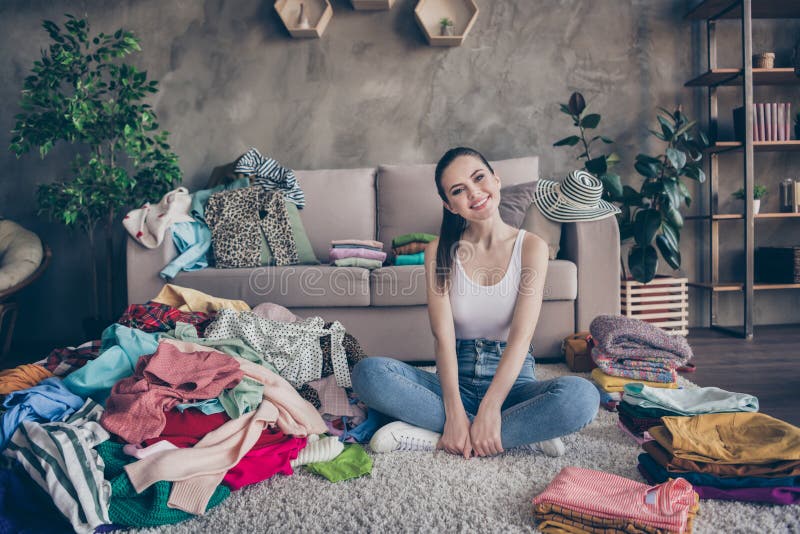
[275,0,333,38]
[351,0,395,10]
[414,0,478,47]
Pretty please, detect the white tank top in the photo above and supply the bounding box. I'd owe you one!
[449,229,525,341]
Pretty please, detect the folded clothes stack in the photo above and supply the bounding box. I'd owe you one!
[589,315,692,410]
[638,412,800,505]
[533,466,699,534]
[391,233,437,265]
[329,239,386,269]
[617,383,759,445]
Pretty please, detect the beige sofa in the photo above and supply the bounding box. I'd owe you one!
[126,156,620,361]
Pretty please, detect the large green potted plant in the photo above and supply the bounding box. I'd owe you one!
[625,106,709,283]
[553,92,622,201]
[9,15,181,333]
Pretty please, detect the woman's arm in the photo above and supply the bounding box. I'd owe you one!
[470,232,549,456]
[424,239,472,458]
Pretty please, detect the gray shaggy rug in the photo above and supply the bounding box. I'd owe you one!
[137,364,800,533]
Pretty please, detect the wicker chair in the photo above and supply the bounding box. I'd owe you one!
[0,220,51,359]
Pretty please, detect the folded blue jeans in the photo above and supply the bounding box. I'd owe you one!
[351,338,599,449]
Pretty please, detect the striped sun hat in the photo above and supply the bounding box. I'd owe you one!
[533,169,621,222]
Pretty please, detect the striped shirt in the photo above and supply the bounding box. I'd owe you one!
[3,399,111,534]
[234,147,306,208]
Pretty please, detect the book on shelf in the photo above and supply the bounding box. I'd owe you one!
[766,103,772,141]
[786,103,792,140]
[732,102,794,143]
[772,102,778,141]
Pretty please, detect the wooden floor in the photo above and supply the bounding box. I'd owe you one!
[685,325,800,426]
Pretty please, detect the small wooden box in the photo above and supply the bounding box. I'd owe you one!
[562,332,596,373]
[620,276,688,336]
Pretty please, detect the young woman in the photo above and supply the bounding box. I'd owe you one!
[351,147,599,458]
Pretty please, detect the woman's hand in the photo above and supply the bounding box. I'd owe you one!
[437,409,473,459]
[470,405,503,457]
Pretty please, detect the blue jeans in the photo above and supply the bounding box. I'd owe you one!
[351,338,599,449]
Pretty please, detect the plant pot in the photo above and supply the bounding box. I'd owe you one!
[440,25,453,36]
[620,276,688,336]
[740,199,761,214]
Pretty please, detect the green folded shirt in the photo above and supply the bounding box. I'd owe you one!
[334,257,384,269]
[304,443,372,483]
[392,233,437,248]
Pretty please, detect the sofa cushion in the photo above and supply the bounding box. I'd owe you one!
[376,156,539,256]
[369,259,576,307]
[497,181,537,228]
[291,168,376,263]
[172,265,370,307]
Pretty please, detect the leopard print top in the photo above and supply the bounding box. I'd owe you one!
[205,186,298,268]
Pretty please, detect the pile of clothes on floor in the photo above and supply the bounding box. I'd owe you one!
[0,284,382,533]
[533,466,700,533]
[638,411,800,505]
[391,233,436,265]
[328,239,386,269]
[588,315,692,410]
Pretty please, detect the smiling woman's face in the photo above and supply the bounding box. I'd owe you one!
[440,155,501,220]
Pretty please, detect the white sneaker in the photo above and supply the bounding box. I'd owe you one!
[369,421,441,453]
[517,437,566,457]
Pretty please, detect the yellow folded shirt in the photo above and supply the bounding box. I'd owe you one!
[659,412,800,465]
[152,283,250,313]
[591,368,678,393]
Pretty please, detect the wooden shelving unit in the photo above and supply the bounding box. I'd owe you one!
[685,0,800,20]
[686,0,800,339]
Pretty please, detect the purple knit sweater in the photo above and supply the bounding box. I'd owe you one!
[589,315,693,364]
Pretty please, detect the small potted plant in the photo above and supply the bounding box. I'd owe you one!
[439,17,454,36]
[732,185,768,214]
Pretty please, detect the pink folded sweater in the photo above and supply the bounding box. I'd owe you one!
[328,247,387,262]
[101,342,242,444]
[330,239,383,248]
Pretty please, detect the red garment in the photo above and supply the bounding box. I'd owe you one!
[101,343,242,443]
[223,434,306,490]
[117,301,214,336]
[532,466,697,533]
[143,408,306,490]
[144,408,294,451]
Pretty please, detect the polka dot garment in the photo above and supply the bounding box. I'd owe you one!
[204,309,350,388]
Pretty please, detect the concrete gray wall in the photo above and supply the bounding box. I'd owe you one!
[0,0,798,355]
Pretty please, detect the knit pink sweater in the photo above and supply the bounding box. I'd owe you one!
[101,342,242,443]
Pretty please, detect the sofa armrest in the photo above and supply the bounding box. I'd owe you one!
[126,237,176,305]
[561,217,620,331]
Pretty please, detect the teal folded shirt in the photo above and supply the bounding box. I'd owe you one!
[394,251,425,265]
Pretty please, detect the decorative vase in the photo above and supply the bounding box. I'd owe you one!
[753,199,761,214]
[440,24,453,36]
[297,2,311,29]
